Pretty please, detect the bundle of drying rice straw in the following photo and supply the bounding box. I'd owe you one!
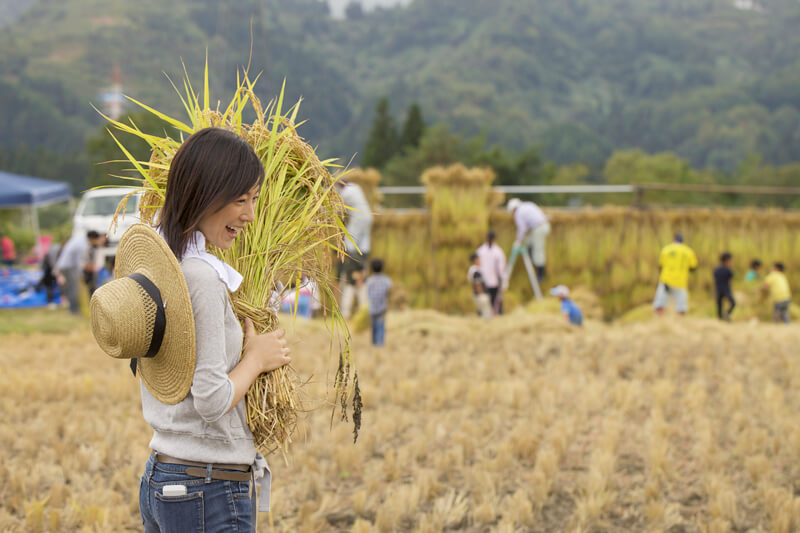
[103,62,360,458]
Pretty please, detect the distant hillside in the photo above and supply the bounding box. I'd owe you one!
[334,0,800,170]
[327,0,411,18]
[1,0,799,190]
[0,0,38,27]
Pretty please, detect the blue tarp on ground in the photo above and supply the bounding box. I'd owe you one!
[0,267,60,308]
[0,171,72,208]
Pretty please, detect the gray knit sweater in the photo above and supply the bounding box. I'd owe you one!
[141,257,257,464]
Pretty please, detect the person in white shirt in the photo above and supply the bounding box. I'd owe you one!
[133,127,290,532]
[335,178,373,318]
[507,197,551,281]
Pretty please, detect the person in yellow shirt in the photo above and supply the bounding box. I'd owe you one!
[763,262,792,323]
[653,233,698,315]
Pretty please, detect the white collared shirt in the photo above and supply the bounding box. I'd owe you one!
[156,228,243,292]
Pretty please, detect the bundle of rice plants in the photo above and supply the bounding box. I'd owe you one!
[423,164,495,312]
[101,62,360,455]
[343,167,383,210]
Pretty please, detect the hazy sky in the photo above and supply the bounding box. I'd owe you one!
[328,0,411,18]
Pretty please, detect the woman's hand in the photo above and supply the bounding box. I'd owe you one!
[242,317,291,373]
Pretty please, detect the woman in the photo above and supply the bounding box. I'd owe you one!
[140,128,291,532]
[476,230,506,315]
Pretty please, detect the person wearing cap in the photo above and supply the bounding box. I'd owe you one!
[335,177,373,319]
[91,128,291,532]
[550,285,583,326]
[507,197,550,281]
[653,233,698,315]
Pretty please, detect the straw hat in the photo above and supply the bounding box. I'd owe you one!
[90,223,195,404]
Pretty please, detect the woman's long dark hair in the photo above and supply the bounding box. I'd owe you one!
[158,128,264,260]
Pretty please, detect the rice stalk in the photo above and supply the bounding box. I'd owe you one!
[101,59,359,457]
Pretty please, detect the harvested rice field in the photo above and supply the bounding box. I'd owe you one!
[2,309,800,532]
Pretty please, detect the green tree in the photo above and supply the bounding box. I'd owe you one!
[362,97,399,169]
[398,103,425,153]
[471,145,554,187]
[384,123,556,191]
[547,164,591,206]
[383,124,471,187]
[604,149,712,205]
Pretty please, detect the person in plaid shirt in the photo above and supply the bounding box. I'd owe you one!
[365,258,392,346]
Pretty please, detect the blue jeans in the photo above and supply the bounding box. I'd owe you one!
[774,300,791,323]
[371,313,386,346]
[139,454,253,533]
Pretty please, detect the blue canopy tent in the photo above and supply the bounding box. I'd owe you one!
[0,170,72,255]
[0,171,72,208]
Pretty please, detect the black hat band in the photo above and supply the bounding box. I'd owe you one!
[127,272,167,376]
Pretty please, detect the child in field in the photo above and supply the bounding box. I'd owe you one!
[713,252,735,321]
[745,259,762,283]
[365,258,392,346]
[550,285,583,326]
[468,253,492,319]
[763,262,792,323]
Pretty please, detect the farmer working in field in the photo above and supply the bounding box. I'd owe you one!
[335,177,373,319]
[713,251,735,321]
[507,198,551,282]
[653,233,698,316]
[54,230,105,315]
[550,285,583,326]
[763,262,792,323]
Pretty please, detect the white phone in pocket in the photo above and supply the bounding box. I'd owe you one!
[162,484,188,497]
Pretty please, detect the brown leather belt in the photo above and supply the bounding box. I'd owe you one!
[155,453,252,482]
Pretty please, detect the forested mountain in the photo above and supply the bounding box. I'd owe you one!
[0,0,799,191]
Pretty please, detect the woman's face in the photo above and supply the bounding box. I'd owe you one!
[197,183,260,249]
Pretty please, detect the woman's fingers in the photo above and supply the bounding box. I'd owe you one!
[244,317,256,337]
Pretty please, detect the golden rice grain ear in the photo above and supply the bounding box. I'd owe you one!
[100,64,355,457]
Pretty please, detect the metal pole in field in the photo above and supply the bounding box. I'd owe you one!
[30,204,41,259]
[503,247,543,301]
[520,252,543,300]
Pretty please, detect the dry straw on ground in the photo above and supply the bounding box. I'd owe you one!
[3,309,800,531]
[101,63,359,457]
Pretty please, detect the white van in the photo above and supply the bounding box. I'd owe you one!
[72,187,142,243]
